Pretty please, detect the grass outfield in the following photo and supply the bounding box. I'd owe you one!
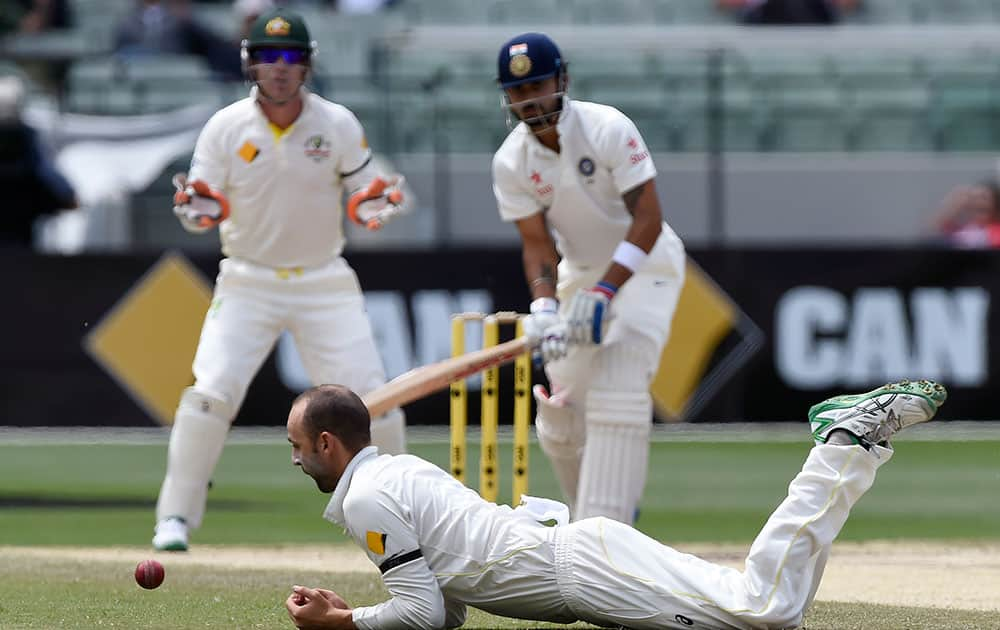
[2,558,999,630]
[0,437,997,628]
[1,439,997,545]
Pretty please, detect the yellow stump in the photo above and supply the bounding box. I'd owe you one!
[449,316,467,484]
[512,317,531,505]
[480,315,500,502]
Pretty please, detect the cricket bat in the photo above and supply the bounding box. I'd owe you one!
[363,336,535,418]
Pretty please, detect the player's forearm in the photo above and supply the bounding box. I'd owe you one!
[622,179,663,253]
[600,180,663,288]
[326,607,358,629]
[341,158,377,197]
[523,248,559,300]
[600,223,659,288]
[352,596,446,630]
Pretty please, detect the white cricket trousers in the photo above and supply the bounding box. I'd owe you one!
[192,256,391,412]
[551,444,891,630]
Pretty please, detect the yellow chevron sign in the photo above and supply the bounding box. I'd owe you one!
[84,252,211,426]
[650,260,745,421]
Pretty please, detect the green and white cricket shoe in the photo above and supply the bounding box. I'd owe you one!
[152,517,189,552]
[808,380,947,448]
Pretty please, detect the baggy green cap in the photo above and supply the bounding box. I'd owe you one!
[246,9,312,49]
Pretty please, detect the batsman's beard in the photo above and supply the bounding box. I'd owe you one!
[503,91,565,135]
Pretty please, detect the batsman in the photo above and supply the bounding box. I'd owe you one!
[153,8,408,551]
[492,32,686,523]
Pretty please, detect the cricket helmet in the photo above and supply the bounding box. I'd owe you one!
[497,32,564,89]
[240,9,317,73]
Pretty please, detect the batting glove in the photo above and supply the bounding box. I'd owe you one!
[522,297,560,364]
[538,321,570,363]
[172,173,230,233]
[347,175,406,231]
[565,281,617,346]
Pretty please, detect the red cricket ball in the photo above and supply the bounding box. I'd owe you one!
[134,559,165,590]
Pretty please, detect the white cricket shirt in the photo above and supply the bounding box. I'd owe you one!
[188,87,371,268]
[325,447,575,630]
[492,99,676,274]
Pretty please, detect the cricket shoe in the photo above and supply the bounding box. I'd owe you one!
[808,380,947,448]
[152,517,189,552]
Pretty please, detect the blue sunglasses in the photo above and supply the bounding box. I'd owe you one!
[250,48,309,65]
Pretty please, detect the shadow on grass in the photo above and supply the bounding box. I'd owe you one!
[0,494,255,510]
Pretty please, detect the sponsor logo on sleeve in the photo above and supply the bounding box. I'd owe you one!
[530,170,552,196]
[626,137,648,164]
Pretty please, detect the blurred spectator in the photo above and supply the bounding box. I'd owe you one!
[114,0,242,80]
[0,0,75,93]
[718,0,860,24]
[12,0,72,33]
[332,0,399,14]
[234,0,275,41]
[0,75,78,249]
[934,181,1000,249]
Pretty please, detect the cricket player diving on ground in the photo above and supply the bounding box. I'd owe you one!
[152,8,408,552]
[491,32,686,523]
[284,380,947,630]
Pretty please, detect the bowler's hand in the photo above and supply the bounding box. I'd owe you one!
[286,585,352,629]
[314,588,349,609]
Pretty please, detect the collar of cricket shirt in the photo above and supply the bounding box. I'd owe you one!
[527,97,573,157]
[322,445,379,526]
[248,85,312,127]
[555,96,574,136]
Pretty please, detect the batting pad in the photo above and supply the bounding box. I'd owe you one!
[576,388,652,523]
[155,388,232,529]
[533,385,586,511]
[370,407,407,455]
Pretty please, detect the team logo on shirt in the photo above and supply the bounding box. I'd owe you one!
[304,135,331,162]
[366,530,387,555]
[509,54,532,78]
[578,157,595,176]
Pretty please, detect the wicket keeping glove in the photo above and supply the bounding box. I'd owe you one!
[347,175,406,231]
[172,173,230,233]
[565,282,617,346]
[522,297,560,364]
